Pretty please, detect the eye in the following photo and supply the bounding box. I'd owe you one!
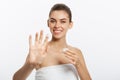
[61,21,66,23]
[49,20,56,23]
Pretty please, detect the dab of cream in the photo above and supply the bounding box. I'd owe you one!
[62,48,69,53]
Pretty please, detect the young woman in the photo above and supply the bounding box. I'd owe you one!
[13,3,91,80]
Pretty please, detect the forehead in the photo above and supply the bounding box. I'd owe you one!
[49,10,69,20]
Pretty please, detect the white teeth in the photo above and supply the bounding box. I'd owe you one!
[54,30,62,31]
[53,30,62,33]
[54,30,61,32]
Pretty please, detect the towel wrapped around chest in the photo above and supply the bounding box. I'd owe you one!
[35,64,80,80]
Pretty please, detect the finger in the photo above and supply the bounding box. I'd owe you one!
[43,35,49,47]
[65,52,80,65]
[35,32,39,41]
[43,35,49,52]
[39,30,43,43]
[64,51,76,60]
[65,55,75,64]
[64,51,74,57]
[29,35,32,48]
[64,50,77,60]
[65,50,76,55]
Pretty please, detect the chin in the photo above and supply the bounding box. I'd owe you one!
[52,34,65,40]
[53,35,62,40]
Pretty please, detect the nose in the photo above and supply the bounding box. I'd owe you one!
[55,22,61,28]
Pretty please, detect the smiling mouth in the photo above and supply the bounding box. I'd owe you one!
[53,29,63,34]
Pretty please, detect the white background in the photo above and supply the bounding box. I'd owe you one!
[0,0,120,80]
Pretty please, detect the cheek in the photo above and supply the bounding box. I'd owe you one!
[65,23,71,29]
[49,28,53,33]
[48,21,54,28]
[48,24,54,31]
[64,25,70,31]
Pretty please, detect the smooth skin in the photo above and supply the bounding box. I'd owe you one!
[13,10,91,80]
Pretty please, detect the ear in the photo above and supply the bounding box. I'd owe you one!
[69,21,73,29]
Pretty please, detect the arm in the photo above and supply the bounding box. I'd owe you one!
[75,50,91,80]
[13,62,34,80]
[64,48,92,80]
[13,30,48,80]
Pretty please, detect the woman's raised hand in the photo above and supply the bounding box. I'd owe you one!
[26,30,48,69]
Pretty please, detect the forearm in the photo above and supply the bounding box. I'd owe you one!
[13,62,34,80]
[75,64,92,80]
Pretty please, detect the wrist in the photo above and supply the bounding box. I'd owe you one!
[75,62,81,68]
[24,60,34,70]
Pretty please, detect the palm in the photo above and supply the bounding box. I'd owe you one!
[27,30,48,67]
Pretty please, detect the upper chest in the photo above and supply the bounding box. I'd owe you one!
[45,50,63,62]
[40,49,66,67]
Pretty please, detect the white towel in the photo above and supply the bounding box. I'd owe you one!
[35,64,80,80]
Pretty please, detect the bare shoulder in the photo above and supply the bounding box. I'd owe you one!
[68,45,83,55]
[68,45,87,67]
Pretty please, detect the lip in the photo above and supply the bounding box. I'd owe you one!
[53,29,63,34]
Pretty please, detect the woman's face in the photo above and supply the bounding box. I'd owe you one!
[48,10,73,39]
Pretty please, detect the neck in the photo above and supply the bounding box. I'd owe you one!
[49,37,68,50]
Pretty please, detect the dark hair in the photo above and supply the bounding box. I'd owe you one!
[49,3,72,22]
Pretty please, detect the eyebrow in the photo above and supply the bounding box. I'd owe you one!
[49,18,68,21]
